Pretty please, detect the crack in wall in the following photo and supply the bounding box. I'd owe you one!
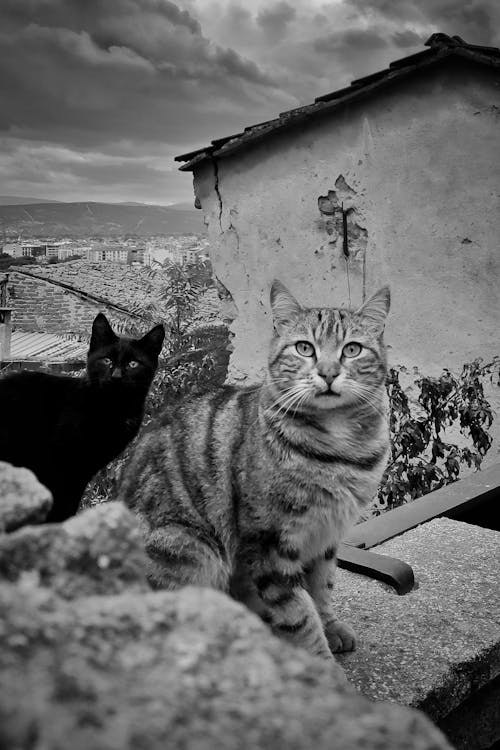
[318,175,368,264]
[228,223,240,253]
[215,275,238,333]
[228,208,241,253]
[211,157,224,233]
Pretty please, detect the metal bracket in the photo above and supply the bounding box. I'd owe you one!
[337,542,415,595]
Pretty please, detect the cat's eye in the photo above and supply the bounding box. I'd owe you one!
[296,341,315,357]
[342,342,362,358]
[102,357,113,366]
[128,360,139,369]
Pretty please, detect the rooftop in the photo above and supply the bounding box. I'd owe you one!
[9,331,87,362]
[175,33,500,172]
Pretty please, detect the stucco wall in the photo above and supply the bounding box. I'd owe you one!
[194,60,500,387]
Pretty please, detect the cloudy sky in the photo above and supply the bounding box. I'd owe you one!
[0,0,498,205]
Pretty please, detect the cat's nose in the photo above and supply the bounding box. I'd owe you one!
[317,363,340,385]
[322,373,337,386]
[111,367,122,379]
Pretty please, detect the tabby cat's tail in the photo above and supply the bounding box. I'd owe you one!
[140,518,230,592]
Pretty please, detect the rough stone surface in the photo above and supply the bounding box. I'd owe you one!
[0,502,149,598]
[439,674,500,750]
[0,584,452,750]
[0,478,456,749]
[333,518,500,726]
[0,461,52,531]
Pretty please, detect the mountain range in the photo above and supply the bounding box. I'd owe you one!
[0,199,205,238]
[0,196,62,205]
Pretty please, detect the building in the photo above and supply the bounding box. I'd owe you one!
[144,236,210,267]
[2,243,21,257]
[128,247,145,265]
[86,247,129,263]
[175,33,500,384]
[14,242,60,259]
[3,241,79,261]
[86,247,144,264]
[55,247,79,261]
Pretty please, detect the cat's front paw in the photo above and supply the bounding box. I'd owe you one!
[324,619,357,653]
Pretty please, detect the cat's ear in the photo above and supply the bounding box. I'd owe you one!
[89,313,117,351]
[356,286,390,333]
[139,324,165,357]
[270,279,302,333]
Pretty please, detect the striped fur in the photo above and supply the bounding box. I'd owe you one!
[119,282,391,659]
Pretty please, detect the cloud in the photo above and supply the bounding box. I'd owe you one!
[257,2,296,40]
[345,0,500,45]
[1,0,499,203]
[0,136,193,204]
[0,0,286,144]
[391,29,426,48]
[0,0,304,203]
[314,28,388,55]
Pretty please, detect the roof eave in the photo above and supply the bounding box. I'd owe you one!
[177,45,500,173]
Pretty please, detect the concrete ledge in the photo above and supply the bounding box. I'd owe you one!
[335,518,500,749]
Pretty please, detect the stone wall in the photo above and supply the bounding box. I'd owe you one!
[0,461,453,750]
[16,260,156,313]
[7,270,140,337]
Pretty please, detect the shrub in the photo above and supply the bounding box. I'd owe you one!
[374,357,498,514]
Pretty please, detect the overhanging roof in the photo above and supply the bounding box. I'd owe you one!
[175,33,500,172]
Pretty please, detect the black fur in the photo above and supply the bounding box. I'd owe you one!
[0,314,164,522]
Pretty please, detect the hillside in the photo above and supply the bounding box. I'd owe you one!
[0,196,62,205]
[0,202,205,238]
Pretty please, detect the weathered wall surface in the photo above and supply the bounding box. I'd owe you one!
[194,61,500,384]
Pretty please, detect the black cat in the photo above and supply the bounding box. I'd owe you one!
[0,313,164,523]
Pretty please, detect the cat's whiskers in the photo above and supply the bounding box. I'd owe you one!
[268,381,307,407]
[348,383,388,420]
[268,382,312,418]
[273,390,308,418]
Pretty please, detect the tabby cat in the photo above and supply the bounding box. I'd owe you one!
[0,314,164,523]
[119,281,390,658]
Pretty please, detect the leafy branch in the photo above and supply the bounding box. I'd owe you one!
[375,357,498,514]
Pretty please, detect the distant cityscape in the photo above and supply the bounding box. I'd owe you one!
[1,234,211,267]
[0,199,215,364]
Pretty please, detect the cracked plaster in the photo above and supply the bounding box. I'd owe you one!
[193,65,500,390]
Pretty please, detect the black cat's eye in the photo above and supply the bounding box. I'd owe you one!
[102,357,113,366]
[128,360,139,369]
[342,342,362,358]
[296,341,315,358]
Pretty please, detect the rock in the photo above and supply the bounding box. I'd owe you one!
[0,461,52,532]
[0,584,452,750]
[0,502,149,598]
